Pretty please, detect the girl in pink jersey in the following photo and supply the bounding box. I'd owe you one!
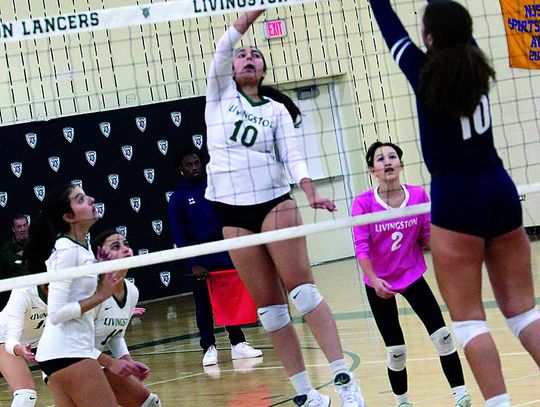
[352,142,470,407]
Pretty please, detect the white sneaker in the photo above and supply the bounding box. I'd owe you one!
[202,345,218,366]
[293,389,331,406]
[231,342,263,360]
[334,373,366,407]
[455,394,471,407]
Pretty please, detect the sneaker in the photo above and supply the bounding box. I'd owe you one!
[334,373,366,407]
[455,394,471,407]
[397,403,413,407]
[202,345,218,366]
[293,389,331,406]
[231,342,263,360]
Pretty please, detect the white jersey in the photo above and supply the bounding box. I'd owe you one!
[205,26,309,205]
[36,237,100,362]
[94,280,139,359]
[0,286,47,355]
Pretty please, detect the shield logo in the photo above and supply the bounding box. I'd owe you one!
[159,271,171,287]
[0,192,7,208]
[24,214,31,225]
[121,145,133,161]
[138,249,149,255]
[165,191,174,203]
[130,197,141,212]
[126,277,135,284]
[152,220,163,235]
[34,186,46,201]
[95,203,105,218]
[99,122,111,137]
[135,117,147,132]
[116,226,127,237]
[108,174,119,190]
[170,111,182,127]
[10,162,22,178]
[157,140,168,155]
[143,168,155,184]
[71,179,83,188]
[85,151,97,166]
[48,156,60,172]
[63,127,74,143]
[192,134,203,150]
[25,133,37,148]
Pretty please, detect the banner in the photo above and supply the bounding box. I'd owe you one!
[500,0,540,69]
[0,0,317,44]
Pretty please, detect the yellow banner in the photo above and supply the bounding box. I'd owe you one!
[499,0,540,69]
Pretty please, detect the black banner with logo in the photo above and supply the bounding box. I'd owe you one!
[0,97,207,301]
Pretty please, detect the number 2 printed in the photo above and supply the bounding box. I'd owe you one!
[391,231,403,252]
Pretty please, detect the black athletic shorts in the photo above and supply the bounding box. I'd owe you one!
[431,165,522,238]
[39,357,87,377]
[213,193,293,233]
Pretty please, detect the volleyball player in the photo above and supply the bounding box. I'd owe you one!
[0,284,47,406]
[369,1,540,405]
[204,9,365,407]
[353,141,470,407]
[92,229,162,407]
[24,184,145,406]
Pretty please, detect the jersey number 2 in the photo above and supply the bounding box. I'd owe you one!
[460,95,491,141]
[230,120,258,147]
[391,232,403,252]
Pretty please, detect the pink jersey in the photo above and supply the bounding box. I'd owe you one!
[352,184,430,292]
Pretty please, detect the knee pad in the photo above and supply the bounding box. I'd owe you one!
[430,327,456,356]
[257,304,290,332]
[386,344,407,372]
[452,320,490,349]
[141,393,162,407]
[12,389,37,407]
[290,284,323,316]
[507,307,540,338]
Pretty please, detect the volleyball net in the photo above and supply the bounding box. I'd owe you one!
[0,0,539,292]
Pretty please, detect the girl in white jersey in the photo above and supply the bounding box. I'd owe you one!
[24,184,145,407]
[92,230,162,407]
[205,10,364,407]
[0,284,47,407]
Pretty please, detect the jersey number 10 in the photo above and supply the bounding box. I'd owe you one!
[460,95,491,141]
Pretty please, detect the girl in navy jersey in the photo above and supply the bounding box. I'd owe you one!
[23,184,145,407]
[353,141,470,407]
[205,10,365,407]
[369,1,540,406]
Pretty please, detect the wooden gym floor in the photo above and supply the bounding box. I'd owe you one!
[0,240,538,406]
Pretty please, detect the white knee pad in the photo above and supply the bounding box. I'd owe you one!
[387,344,407,372]
[141,393,162,407]
[258,304,291,332]
[289,284,323,316]
[507,307,540,338]
[12,389,37,407]
[452,320,490,349]
[430,327,457,356]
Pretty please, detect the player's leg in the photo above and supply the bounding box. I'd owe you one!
[431,225,506,402]
[192,279,218,365]
[47,359,117,407]
[262,199,364,406]
[485,226,540,366]
[104,369,161,407]
[365,285,410,406]
[0,345,37,406]
[402,277,470,406]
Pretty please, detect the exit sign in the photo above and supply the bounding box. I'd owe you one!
[263,19,287,39]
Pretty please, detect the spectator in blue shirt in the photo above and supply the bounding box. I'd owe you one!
[168,148,262,367]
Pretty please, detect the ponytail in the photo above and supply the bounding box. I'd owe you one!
[420,44,495,119]
[23,184,74,274]
[259,85,302,128]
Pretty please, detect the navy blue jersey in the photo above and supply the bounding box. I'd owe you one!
[369,0,502,174]
[168,176,234,272]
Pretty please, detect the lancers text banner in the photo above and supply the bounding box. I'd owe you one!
[500,1,540,69]
[0,0,318,44]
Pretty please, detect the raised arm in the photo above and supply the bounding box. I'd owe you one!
[206,10,265,102]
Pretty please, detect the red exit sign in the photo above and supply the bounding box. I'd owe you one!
[263,19,287,39]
